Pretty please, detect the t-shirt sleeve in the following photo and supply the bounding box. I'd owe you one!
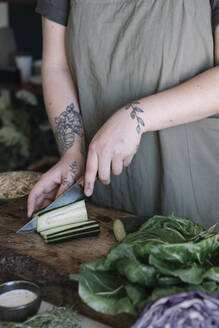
[211,0,219,30]
[36,1,219,29]
[35,0,69,26]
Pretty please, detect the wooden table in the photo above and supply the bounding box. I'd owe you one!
[0,197,136,327]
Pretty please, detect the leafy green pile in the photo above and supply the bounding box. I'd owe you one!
[70,215,219,316]
[0,307,81,328]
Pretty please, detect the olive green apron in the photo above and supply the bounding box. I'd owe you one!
[66,0,219,227]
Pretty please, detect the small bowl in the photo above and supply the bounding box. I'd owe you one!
[0,281,41,322]
[0,171,42,204]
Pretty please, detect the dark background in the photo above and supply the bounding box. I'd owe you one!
[9,3,42,60]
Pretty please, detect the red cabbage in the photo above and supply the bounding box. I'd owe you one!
[130,291,219,328]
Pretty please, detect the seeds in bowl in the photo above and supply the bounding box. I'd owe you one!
[0,171,42,199]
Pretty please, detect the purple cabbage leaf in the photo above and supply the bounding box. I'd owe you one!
[131,291,219,328]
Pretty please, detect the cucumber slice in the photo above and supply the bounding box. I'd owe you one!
[40,220,98,237]
[37,200,88,232]
[45,229,100,244]
[42,222,100,239]
[44,225,100,240]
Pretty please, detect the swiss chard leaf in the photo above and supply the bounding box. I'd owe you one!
[117,258,157,286]
[70,215,219,315]
[149,255,219,285]
[70,268,136,315]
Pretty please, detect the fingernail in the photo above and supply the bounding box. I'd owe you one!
[85,182,92,197]
[85,188,92,197]
[102,179,110,185]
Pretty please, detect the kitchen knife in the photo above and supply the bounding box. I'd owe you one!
[16,179,84,234]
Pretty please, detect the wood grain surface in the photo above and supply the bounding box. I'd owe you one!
[0,197,136,327]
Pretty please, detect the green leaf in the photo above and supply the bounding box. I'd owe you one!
[117,258,157,286]
[149,255,210,284]
[70,215,219,315]
[124,283,149,309]
[71,268,136,315]
[71,268,124,296]
[146,235,219,265]
[145,282,219,305]
[157,276,182,287]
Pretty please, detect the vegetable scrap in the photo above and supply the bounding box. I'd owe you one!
[113,216,149,242]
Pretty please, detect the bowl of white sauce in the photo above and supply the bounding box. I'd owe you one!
[0,280,41,322]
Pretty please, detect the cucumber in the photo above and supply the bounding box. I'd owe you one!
[40,220,98,237]
[36,198,101,244]
[37,200,88,232]
[113,216,149,242]
[44,225,99,240]
[42,221,100,239]
[45,229,100,244]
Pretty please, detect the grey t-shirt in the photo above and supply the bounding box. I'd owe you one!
[36,0,219,30]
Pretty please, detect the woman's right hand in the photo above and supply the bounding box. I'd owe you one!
[27,151,84,218]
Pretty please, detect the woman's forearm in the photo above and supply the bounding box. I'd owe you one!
[132,66,219,133]
[42,64,85,156]
[41,17,85,156]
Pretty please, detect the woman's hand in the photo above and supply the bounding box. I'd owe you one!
[27,151,84,217]
[84,103,145,196]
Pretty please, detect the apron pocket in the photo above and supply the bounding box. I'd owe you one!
[186,118,219,225]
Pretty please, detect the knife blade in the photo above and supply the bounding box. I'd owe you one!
[16,182,84,234]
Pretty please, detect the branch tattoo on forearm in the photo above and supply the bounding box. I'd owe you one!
[54,103,84,154]
[125,101,145,134]
[62,160,79,187]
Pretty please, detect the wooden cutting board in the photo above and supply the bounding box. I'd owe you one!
[0,197,136,327]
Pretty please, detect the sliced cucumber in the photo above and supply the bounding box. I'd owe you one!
[45,229,100,244]
[37,199,87,232]
[42,221,100,239]
[40,220,98,237]
[44,225,99,240]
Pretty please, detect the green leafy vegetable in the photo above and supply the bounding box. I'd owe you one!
[70,214,219,315]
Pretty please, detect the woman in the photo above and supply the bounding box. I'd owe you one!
[28,0,219,227]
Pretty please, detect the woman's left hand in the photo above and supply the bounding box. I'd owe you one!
[84,104,145,196]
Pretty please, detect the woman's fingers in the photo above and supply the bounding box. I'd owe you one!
[27,192,41,218]
[98,152,111,184]
[111,155,123,175]
[27,176,58,217]
[123,154,134,167]
[41,198,54,209]
[55,182,71,200]
[27,184,45,217]
[27,155,85,217]
[84,148,134,197]
[84,149,98,197]
[55,173,76,199]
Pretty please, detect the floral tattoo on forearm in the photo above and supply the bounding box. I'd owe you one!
[54,103,84,155]
[125,101,145,134]
[62,160,79,187]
